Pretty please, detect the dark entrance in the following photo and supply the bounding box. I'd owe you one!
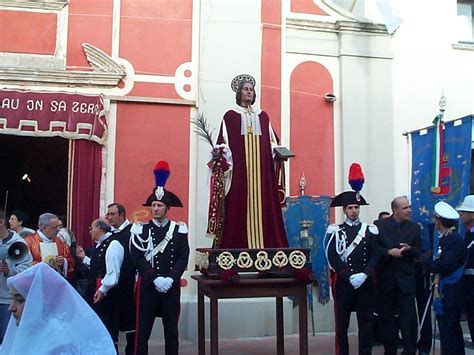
[0,135,68,229]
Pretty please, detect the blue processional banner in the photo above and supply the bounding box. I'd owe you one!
[283,195,331,304]
[411,115,472,249]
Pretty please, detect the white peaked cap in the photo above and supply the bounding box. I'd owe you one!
[457,195,474,213]
[434,201,460,220]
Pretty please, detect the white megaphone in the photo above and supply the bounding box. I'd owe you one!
[0,242,29,261]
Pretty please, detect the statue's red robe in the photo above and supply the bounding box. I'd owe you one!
[216,108,288,249]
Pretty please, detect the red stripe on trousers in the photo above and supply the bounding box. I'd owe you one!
[133,276,142,355]
[332,273,340,355]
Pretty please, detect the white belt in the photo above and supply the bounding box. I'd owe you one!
[145,221,176,262]
[464,268,474,275]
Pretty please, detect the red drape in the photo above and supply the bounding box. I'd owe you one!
[68,139,102,248]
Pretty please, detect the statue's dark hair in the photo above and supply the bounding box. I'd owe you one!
[235,81,256,106]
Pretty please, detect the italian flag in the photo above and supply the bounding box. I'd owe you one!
[431,112,444,193]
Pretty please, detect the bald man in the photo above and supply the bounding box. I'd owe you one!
[375,196,422,355]
[79,218,127,351]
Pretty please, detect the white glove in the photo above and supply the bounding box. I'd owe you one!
[163,277,174,291]
[349,273,368,289]
[153,277,168,293]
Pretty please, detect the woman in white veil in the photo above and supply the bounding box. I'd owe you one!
[1,262,115,354]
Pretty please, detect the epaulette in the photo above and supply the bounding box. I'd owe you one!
[326,224,339,235]
[131,221,148,235]
[368,224,379,235]
[177,222,188,234]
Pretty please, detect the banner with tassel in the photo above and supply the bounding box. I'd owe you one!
[410,115,472,250]
[283,195,331,304]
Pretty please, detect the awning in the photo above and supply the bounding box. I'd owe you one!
[0,89,107,144]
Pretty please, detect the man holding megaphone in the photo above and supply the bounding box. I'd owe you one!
[0,208,32,345]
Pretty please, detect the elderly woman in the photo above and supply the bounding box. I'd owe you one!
[1,263,115,354]
[8,211,34,239]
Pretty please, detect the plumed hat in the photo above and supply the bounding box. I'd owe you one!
[330,191,368,207]
[143,161,183,207]
[330,163,369,207]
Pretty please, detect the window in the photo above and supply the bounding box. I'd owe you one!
[457,1,474,43]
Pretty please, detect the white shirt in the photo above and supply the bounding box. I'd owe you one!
[84,233,124,295]
[37,230,51,243]
[152,218,169,228]
[111,219,130,233]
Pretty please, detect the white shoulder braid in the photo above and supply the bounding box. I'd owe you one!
[368,224,379,235]
[131,221,148,235]
[177,222,188,234]
[326,224,339,235]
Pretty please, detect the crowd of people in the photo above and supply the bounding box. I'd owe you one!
[326,192,474,355]
[0,184,189,355]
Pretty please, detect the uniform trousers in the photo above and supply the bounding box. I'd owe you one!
[332,273,374,355]
[134,279,180,355]
[123,332,136,355]
[463,275,474,342]
[437,281,465,355]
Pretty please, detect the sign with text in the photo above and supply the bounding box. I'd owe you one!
[0,89,107,144]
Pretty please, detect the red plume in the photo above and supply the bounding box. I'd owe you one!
[348,163,364,192]
[154,160,170,188]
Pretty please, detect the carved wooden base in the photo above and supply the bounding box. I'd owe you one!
[195,248,311,278]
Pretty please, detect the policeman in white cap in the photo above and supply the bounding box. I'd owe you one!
[425,201,467,355]
[457,195,474,343]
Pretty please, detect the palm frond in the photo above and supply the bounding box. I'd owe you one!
[191,113,215,148]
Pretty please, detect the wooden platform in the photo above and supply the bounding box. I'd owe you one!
[192,274,308,355]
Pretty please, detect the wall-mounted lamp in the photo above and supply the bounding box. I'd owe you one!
[324,93,337,102]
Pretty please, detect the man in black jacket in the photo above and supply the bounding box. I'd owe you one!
[325,191,379,355]
[85,218,124,351]
[105,202,136,355]
[375,196,421,355]
[130,183,189,355]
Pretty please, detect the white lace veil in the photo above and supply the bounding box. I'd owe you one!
[1,262,116,354]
